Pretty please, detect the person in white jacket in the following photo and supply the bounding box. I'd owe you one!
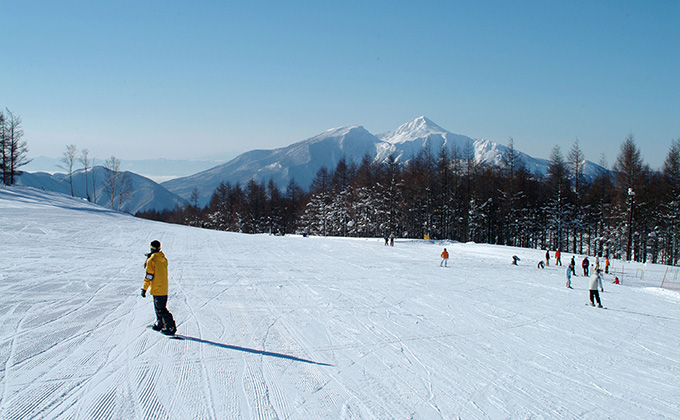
[589,269,604,307]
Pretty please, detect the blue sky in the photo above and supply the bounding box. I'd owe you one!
[2,0,678,169]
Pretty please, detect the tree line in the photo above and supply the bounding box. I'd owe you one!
[137,136,680,266]
[1,109,31,185]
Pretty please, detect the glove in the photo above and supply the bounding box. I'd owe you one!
[141,288,147,298]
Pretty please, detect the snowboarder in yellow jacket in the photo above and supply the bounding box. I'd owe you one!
[141,240,176,335]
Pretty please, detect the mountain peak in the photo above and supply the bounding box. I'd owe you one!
[399,116,445,133]
[379,116,447,144]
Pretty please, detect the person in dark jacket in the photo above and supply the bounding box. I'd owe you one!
[582,257,590,276]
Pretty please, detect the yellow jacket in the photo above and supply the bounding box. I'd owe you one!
[143,251,169,296]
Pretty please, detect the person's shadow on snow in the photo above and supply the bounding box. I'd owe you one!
[178,335,333,366]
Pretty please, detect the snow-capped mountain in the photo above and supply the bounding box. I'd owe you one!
[161,125,381,204]
[379,117,604,178]
[164,116,606,206]
[376,116,476,162]
[16,167,187,214]
[18,117,607,210]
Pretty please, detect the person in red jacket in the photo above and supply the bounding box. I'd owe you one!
[555,249,562,266]
[440,248,449,267]
[582,257,590,276]
[605,257,610,274]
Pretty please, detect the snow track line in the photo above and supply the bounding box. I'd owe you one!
[11,289,182,418]
[2,300,156,419]
[4,295,135,374]
[0,301,28,416]
[174,273,219,420]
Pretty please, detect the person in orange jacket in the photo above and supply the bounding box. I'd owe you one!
[440,248,449,267]
[555,249,562,266]
[141,240,176,335]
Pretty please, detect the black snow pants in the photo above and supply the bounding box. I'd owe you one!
[589,290,601,306]
[153,295,176,329]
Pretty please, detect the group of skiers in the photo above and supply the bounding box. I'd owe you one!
[510,248,611,308]
[548,250,608,308]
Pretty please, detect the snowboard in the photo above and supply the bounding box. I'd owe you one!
[147,325,183,339]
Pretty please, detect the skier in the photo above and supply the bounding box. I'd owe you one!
[440,248,449,267]
[141,240,177,335]
[582,257,590,276]
[589,269,604,307]
[545,250,550,266]
[566,265,573,288]
[605,257,610,274]
[389,233,395,247]
[384,235,389,246]
[512,255,520,265]
[537,260,545,269]
[570,256,577,276]
[555,249,562,266]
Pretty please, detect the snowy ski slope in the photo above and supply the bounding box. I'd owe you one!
[1,187,678,419]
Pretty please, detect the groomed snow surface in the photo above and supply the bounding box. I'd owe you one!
[1,187,678,420]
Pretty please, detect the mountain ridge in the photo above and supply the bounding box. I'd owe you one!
[18,116,606,211]
[16,167,187,214]
[162,116,606,206]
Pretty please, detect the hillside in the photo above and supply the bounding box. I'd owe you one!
[16,167,187,214]
[1,187,678,419]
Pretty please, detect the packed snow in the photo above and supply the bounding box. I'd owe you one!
[1,187,678,420]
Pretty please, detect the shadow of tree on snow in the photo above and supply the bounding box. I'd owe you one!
[178,335,333,366]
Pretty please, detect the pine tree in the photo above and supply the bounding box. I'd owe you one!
[613,135,646,261]
[544,146,571,251]
[662,139,680,264]
[301,167,333,235]
[283,179,305,234]
[1,109,31,185]
[568,139,585,252]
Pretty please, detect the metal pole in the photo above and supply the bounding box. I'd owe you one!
[627,188,635,261]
